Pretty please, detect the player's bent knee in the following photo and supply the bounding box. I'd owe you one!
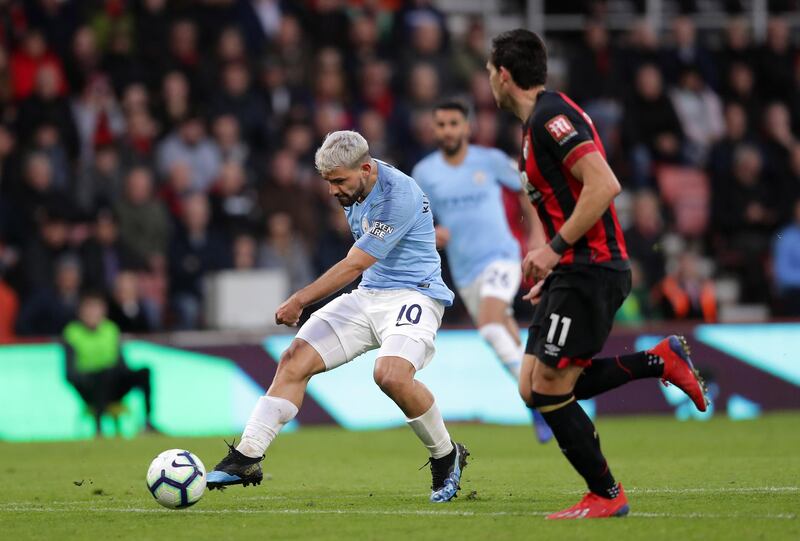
[373,358,414,397]
[277,341,321,382]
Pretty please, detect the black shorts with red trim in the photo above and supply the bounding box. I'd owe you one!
[525,264,631,368]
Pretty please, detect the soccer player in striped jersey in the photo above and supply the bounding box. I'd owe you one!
[487,29,709,519]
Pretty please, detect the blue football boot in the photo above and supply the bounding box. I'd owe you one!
[428,442,469,503]
[206,441,263,490]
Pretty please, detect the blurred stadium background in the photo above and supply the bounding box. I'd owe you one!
[0,0,799,441]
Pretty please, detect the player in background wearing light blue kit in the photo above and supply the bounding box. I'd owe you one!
[413,101,553,443]
[207,131,469,503]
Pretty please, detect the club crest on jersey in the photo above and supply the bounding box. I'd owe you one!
[361,216,370,235]
[545,115,578,145]
[473,170,487,185]
[368,221,394,240]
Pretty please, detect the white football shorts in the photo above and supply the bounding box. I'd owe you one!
[457,259,522,321]
[295,288,445,371]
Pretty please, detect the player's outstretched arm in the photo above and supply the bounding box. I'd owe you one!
[275,247,377,326]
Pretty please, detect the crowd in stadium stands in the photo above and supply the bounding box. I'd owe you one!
[0,0,799,340]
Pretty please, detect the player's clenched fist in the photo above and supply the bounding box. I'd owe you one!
[275,295,303,326]
[522,244,560,282]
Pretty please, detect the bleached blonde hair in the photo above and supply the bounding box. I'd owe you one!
[314,130,370,176]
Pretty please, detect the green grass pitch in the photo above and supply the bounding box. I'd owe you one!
[1,413,798,540]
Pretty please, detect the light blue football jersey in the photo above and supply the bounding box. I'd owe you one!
[347,160,454,306]
[412,145,522,288]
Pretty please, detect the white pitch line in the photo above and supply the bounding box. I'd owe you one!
[594,486,800,495]
[0,505,795,521]
[7,485,797,508]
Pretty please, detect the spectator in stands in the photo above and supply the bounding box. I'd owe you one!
[451,17,488,89]
[71,75,126,169]
[15,63,79,158]
[80,208,141,294]
[75,143,124,215]
[724,62,762,127]
[306,0,350,51]
[784,145,800,221]
[712,144,779,302]
[232,232,258,270]
[159,161,193,220]
[622,63,685,187]
[346,12,385,83]
[210,61,269,148]
[209,161,261,236]
[154,70,193,137]
[9,29,67,101]
[108,271,154,333]
[773,199,800,316]
[313,204,353,277]
[30,122,71,191]
[102,23,145,96]
[624,190,667,290]
[114,166,170,268]
[756,17,796,104]
[133,0,171,84]
[661,16,717,88]
[257,56,300,131]
[654,251,717,322]
[117,107,158,169]
[400,14,452,91]
[156,111,221,193]
[708,102,754,184]
[761,102,796,190]
[211,114,251,169]
[716,17,755,88]
[166,19,205,98]
[64,25,101,94]
[63,291,155,434]
[257,212,314,294]
[18,206,71,296]
[669,65,724,165]
[168,192,231,329]
[260,149,318,243]
[17,253,81,336]
[267,15,310,89]
[568,20,622,156]
[617,19,661,86]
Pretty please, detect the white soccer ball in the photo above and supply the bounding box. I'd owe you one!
[146,449,207,509]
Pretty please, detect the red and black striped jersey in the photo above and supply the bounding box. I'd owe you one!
[519,90,629,270]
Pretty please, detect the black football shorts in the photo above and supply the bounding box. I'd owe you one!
[525,264,632,369]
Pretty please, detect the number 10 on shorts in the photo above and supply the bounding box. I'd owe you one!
[396,304,422,326]
[546,313,572,346]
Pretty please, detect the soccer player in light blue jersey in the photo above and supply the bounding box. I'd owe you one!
[413,100,552,443]
[207,131,468,503]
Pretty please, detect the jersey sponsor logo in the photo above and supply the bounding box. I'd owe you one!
[368,221,394,240]
[545,114,578,145]
[422,195,430,213]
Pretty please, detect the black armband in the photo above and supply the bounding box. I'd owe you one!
[549,232,572,255]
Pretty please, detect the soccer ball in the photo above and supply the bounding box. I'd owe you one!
[146,449,206,509]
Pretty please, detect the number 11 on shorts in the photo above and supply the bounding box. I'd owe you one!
[546,313,572,347]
